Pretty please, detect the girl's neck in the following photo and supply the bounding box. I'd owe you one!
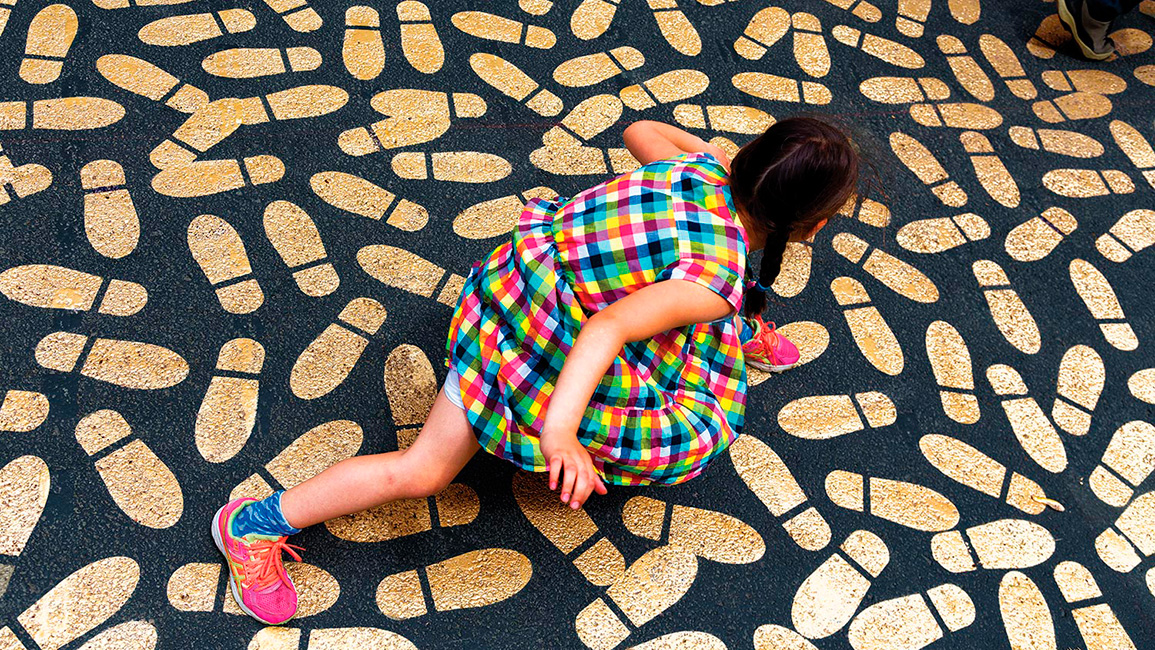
[733,208,766,252]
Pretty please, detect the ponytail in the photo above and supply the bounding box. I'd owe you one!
[743,227,790,317]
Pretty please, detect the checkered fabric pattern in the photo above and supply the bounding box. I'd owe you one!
[446,153,749,485]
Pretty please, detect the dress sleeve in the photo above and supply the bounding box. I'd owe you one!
[659,254,745,316]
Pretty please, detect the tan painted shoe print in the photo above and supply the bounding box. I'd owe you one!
[201,47,321,79]
[792,530,889,639]
[998,572,1056,650]
[931,519,1054,572]
[470,53,563,117]
[452,11,555,49]
[95,54,209,114]
[358,245,466,306]
[830,276,904,376]
[531,95,635,175]
[0,144,51,206]
[779,391,896,439]
[1095,490,1155,573]
[895,0,930,38]
[733,72,831,105]
[1042,70,1127,96]
[987,363,1067,473]
[919,434,1051,515]
[621,496,765,564]
[890,132,968,207]
[0,392,49,432]
[398,2,444,73]
[264,201,340,297]
[753,625,821,650]
[859,75,950,104]
[646,0,701,56]
[237,85,349,126]
[1128,369,1155,404]
[979,34,1038,100]
[290,298,387,400]
[729,434,831,551]
[1032,92,1113,124]
[339,89,486,155]
[792,13,830,78]
[168,560,338,618]
[153,156,285,197]
[1088,420,1155,508]
[1069,258,1138,351]
[187,214,264,314]
[0,265,146,316]
[826,470,960,531]
[0,97,125,131]
[747,321,829,386]
[553,47,644,87]
[847,583,975,650]
[820,0,881,22]
[377,548,532,619]
[734,6,789,60]
[831,25,925,69]
[924,321,979,424]
[19,4,77,85]
[137,10,254,46]
[1042,168,1134,198]
[392,151,512,183]
[620,70,710,111]
[1096,209,1155,263]
[1109,119,1155,189]
[311,171,429,231]
[0,455,49,597]
[973,260,1041,354]
[1053,561,1139,650]
[1005,207,1077,263]
[261,0,322,32]
[195,338,263,463]
[772,238,813,298]
[570,0,619,40]
[960,131,1018,207]
[81,160,138,259]
[832,233,939,303]
[149,98,245,170]
[344,6,384,81]
[35,332,188,390]
[672,103,775,135]
[454,186,558,239]
[908,101,1003,130]
[938,35,994,102]
[246,626,418,650]
[838,194,890,228]
[1051,344,1104,436]
[1008,126,1103,158]
[896,213,988,254]
[229,420,363,503]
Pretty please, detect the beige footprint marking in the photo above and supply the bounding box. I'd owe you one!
[729,435,831,551]
[262,0,321,32]
[791,13,829,77]
[149,98,245,169]
[848,584,975,650]
[832,25,925,69]
[1129,369,1155,404]
[948,0,979,24]
[0,0,14,37]
[0,392,49,432]
[554,47,643,87]
[454,186,557,239]
[264,201,339,297]
[311,171,428,231]
[673,104,774,135]
[470,53,563,117]
[960,131,1018,207]
[1109,120,1155,189]
[344,6,384,80]
[1069,258,1137,351]
[832,233,939,303]
[452,11,554,49]
[770,238,812,298]
[831,277,903,376]
[733,72,831,105]
[20,4,77,84]
[827,470,960,531]
[754,625,821,650]
[0,265,146,316]
[999,572,1055,650]
[1053,561,1139,649]
[92,0,198,8]
[859,76,950,104]
[513,472,625,588]
[229,420,363,502]
[187,214,263,314]
[138,10,254,46]
[938,35,994,101]
[0,144,51,206]
[1051,345,1104,436]
[378,548,532,620]
[576,545,698,650]
[890,131,967,207]
[1005,207,1076,262]
[840,193,891,225]
[201,47,321,78]
[932,519,1054,573]
[1088,420,1155,508]
[0,97,125,131]
[237,85,348,127]
[622,496,765,564]
[521,0,553,15]
[747,321,829,386]
[195,338,263,463]
[919,434,1050,515]
[822,0,881,22]
[392,151,511,183]
[341,90,485,155]
[973,260,1040,354]
[734,7,788,60]
[909,101,1003,130]
[1043,69,1127,96]
[570,0,618,40]
[81,160,138,259]
[630,632,724,649]
[779,391,896,440]
[35,332,188,390]
[153,156,283,198]
[1032,92,1112,124]
[75,410,182,528]
[1096,492,1155,573]
[1139,65,1155,87]
[248,627,417,650]
[987,364,1067,473]
[358,245,466,307]
[897,213,988,254]
[168,561,337,618]
[1097,209,1155,262]
[397,1,443,73]
[531,95,635,175]
[0,556,140,650]
[0,455,49,598]
[290,298,387,400]
[793,530,889,639]
[896,0,930,38]
[924,321,979,424]
[1008,126,1102,158]
[620,69,710,111]
[647,0,700,55]
[96,54,208,114]
[978,34,1038,100]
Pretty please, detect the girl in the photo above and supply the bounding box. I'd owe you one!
[212,117,860,625]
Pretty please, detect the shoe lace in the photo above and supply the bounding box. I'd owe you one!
[241,537,304,591]
[746,316,781,357]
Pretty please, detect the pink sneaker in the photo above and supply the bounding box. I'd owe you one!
[742,315,801,372]
[212,498,303,625]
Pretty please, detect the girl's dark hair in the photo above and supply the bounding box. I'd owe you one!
[730,116,860,317]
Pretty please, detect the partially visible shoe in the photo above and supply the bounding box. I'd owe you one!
[742,315,801,373]
[1057,0,1116,61]
[212,498,303,625]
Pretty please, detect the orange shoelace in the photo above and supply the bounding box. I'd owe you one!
[747,317,781,357]
[241,537,305,591]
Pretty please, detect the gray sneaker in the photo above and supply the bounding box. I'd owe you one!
[1057,0,1116,60]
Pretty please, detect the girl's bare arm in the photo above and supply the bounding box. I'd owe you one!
[623,121,731,169]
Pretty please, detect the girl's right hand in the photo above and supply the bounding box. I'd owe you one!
[541,430,607,509]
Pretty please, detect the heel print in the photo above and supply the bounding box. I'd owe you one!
[826,470,960,531]
[470,53,563,117]
[81,160,139,259]
[261,0,321,32]
[554,47,644,87]
[821,0,881,22]
[793,530,889,639]
[1052,345,1104,436]
[0,0,14,38]
[831,276,903,376]
[531,95,633,175]
[919,434,1051,514]
[925,321,979,424]
[734,7,789,60]
[454,186,557,240]
[909,101,1003,130]
[168,561,337,618]
[931,519,1054,572]
[938,35,994,101]
[1032,92,1112,124]
[973,260,1040,354]
[311,171,429,231]
[0,144,51,206]
[137,10,255,47]
[779,391,896,440]
[264,201,339,297]
[570,0,619,40]
[344,6,385,81]
[398,1,444,73]
[1096,209,1155,263]
[0,455,50,598]
[622,496,764,564]
[832,233,939,303]
[1069,258,1137,351]
[95,54,209,114]
[1129,369,1155,404]
[771,237,812,298]
[673,103,775,135]
[377,549,532,620]
[987,364,1067,473]
[248,627,417,650]
[36,332,188,390]
[1109,119,1155,189]
[195,338,263,463]
[1005,207,1076,262]
[1000,572,1056,650]
[890,131,967,207]
[848,584,975,649]
[0,391,49,432]
[729,434,831,551]
[1054,561,1140,648]
[187,214,263,314]
[392,151,511,183]
[150,98,245,169]
[290,298,387,400]
[733,72,832,105]
[960,131,1018,207]
[229,420,364,502]
[859,75,950,104]
[895,0,930,38]
[1088,421,1155,508]
[949,0,979,24]
[1042,69,1127,95]
[976,34,1037,99]
[754,625,821,650]
[838,193,890,227]
[0,265,146,316]
[201,47,321,79]
[1043,168,1134,198]
[358,245,467,307]
[1008,126,1102,157]
[75,410,183,528]
[792,13,829,77]
[20,4,77,84]
[647,0,700,56]
[153,156,285,198]
[620,70,710,111]
[832,25,925,69]
[237,85,348,126]
[341,89,485,155]
[747,321,829,387]
[897,213,988,254]
[452,10,555,49]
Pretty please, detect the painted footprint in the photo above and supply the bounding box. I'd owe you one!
[195,338,263,463]
[837,194,890,227]
[0,556,146,650]
[20,4,77,84]
[138,10,254,47]
[392,151,511,183]
[398,1,443,73]
[1032,92,1112,124]
[948,0,979,24]
[973,260,1040,354]
[470,53,563,117]
[153,156,284,198]
[1129,369,1155,404]
[575,545,698,650]
[919,434,1051,515]
[75,410,183,529]
[978,34,1038,99]
[1088,420,1155,508]
[261,0,321,32]
[0,455,49,598]
[999,572,1056,650]
[452,11,554,49]
[264,201,339,297]
[290,298,387,400]
[734,7,789,60]
[908,101,1003,130]
[344,6,384,81]
[1042,69,1127,96]
[530,95,634,175]
[454,186,558,240]
[729,435,831,551]
[0,265,146,316]
[96,54,208,114]
[1053,561,1139,649]
[35,332,188,390]
[201,47,321,79]
[1051,344,1104,437]
[0,392,49,432]
[358,245,467,307]
[168,560,337,618]
[81,160,138,259]
[987,364,1067,473]
[629,633,725,649]
[792,530,889,639]
[960,131,1018,207]
[622,496,765,564]
[311,171,428,231]
[187,214,263,314]
[554,47,643,87]
[570,0,618,40]
[792,13,830,77]
[896,213,988,254]
[831,233,939,303]
[520,0,552,15]
[673,104,774,135]
[340,89,486,155]
[647,0,700,56]
[0,0,13,37]
[1004,207,1077,262]
[890,131,967,207]
[1043,168,1135,198]
[747,321,829,387]
[831,25,925,69]
[932,519,1054,573]
[1109,119,1155,189]
[830,277,903,376]
[859,75,950,104]
[924,321,979,424]
[895,0,930,38]
[378,549,532,620]
[1008,126,1102,157]
[826,471,960,531]
[847,584,975,650]
[149,98,246,169]
[237,85,348,127]
[1069,258,1138,351]
[779,391,896,440]
[733,72,831,105]
[771,238,813,298]
[0,97,125,131]
[0,144,51,206]
[821,0,881,22]
[229,420,363,503]
[754,625,821,650]
[938,35,994,101]
[1096,209,1155,262]
[620,69,710,111]
[248,627,417,650]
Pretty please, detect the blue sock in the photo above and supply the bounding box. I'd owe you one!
[232,491,302,538]
[738,316,755,345]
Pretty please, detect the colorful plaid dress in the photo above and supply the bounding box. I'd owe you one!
[446,153,748,485]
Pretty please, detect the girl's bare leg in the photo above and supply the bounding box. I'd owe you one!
[278,387,478,529]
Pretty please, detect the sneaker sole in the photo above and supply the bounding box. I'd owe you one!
[747,360,798,373]
[1056,0,1115,61]
[211,503,296,626]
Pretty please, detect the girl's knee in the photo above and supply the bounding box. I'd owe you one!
[397,448,454,498]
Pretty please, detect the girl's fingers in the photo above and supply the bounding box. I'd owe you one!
[548,456,561,490]
[594,476,608,495]
[560,455,578,503]
[572,473,591,508]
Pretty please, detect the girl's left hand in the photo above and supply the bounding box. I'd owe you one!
[541,430,608,509]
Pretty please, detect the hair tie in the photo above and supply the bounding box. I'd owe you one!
[746,279,773,292]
